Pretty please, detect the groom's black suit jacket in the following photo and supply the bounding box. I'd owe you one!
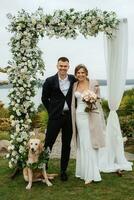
[41,73,76,120]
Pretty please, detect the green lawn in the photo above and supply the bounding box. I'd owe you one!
[0,158,134,200]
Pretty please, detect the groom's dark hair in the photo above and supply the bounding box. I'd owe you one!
[58,57,69,63]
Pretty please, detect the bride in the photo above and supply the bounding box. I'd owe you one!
[71,64,106,184]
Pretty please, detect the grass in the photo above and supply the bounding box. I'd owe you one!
[1,131,133,152]
[0,158,134,200]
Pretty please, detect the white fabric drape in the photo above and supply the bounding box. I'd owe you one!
[99,19,133,172]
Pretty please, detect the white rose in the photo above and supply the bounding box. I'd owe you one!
[16,33,22,40]
[16,126,20,133]
[12,151,17,156]
[13,107,16,111]
[91,20,97,25]
[99,25,104,31]
[10,94,14,98]
[10,115,14,120]
[16,155,19,160]
[9,161,13,168]
[17,137,23,142]
[26,96,30,100]
[11,158,15,162]
[22,134,28,140]
[19,94,23,99]
[27,119,32,124]
[26,114,29,119]
[32,60,36,65]
[10,88,14,93]
[11,145,15,150]
[60,22,65,27]
[12,79,16,83]
[23,102,30,108]
[13,159,18,164]
[27,91,31,96]
[16,110,21,116]
[16,120,19,124]
[24,31,28,36]
[28,62,32,67]
[105,27,112,34]
[14,133,17,137]
[15,103,19,108]
[30,107,34,112]
[24,124,29,129]
[23,141,27,146]
[20,87,24,92]
[22,57,27,61]
[16,91,20,96]
[87,23,91,28]
[17,99,20,103]
[11,121,15,127]
[22,84,27,88]
[17,25,21,31]
[19,145,25,153]
[10,135,15,139]
[31,17,37,25]
[28,83,31,87]
[6,153,10,158]
[23,109,27,113]
[18,80,23,84]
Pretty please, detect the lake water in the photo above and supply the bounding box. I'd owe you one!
[0,85,133,108]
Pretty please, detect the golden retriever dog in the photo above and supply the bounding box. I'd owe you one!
[23,138,58,190]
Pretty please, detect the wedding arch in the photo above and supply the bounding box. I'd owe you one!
[6,7,132,171]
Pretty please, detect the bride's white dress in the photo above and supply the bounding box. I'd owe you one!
[75,91,101,182]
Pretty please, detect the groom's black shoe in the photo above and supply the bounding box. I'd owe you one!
[60,171,68,181]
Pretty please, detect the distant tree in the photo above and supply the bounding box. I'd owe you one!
[123,88,134,96]
[119,88,134,116]
[101,88,134,137]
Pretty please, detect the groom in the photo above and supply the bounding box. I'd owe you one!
[41,57,76,181]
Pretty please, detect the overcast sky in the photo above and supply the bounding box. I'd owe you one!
[0,0,134,81]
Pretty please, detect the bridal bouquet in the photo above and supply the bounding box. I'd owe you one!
[82,90,99,113]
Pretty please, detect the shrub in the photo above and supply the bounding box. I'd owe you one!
[101,88,134,137]
[119,114,134,137]
[31,111,48,132]
[123,88,134,96]
[119,94,134,116]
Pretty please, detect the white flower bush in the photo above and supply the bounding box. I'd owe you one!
[78,9,119,38]
[7,7,119,168]
[45,8,80,39]
[7,8,45,168]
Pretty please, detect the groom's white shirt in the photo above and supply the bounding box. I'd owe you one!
[58,75,70,111]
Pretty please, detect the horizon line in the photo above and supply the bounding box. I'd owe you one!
[0,79,134,88]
